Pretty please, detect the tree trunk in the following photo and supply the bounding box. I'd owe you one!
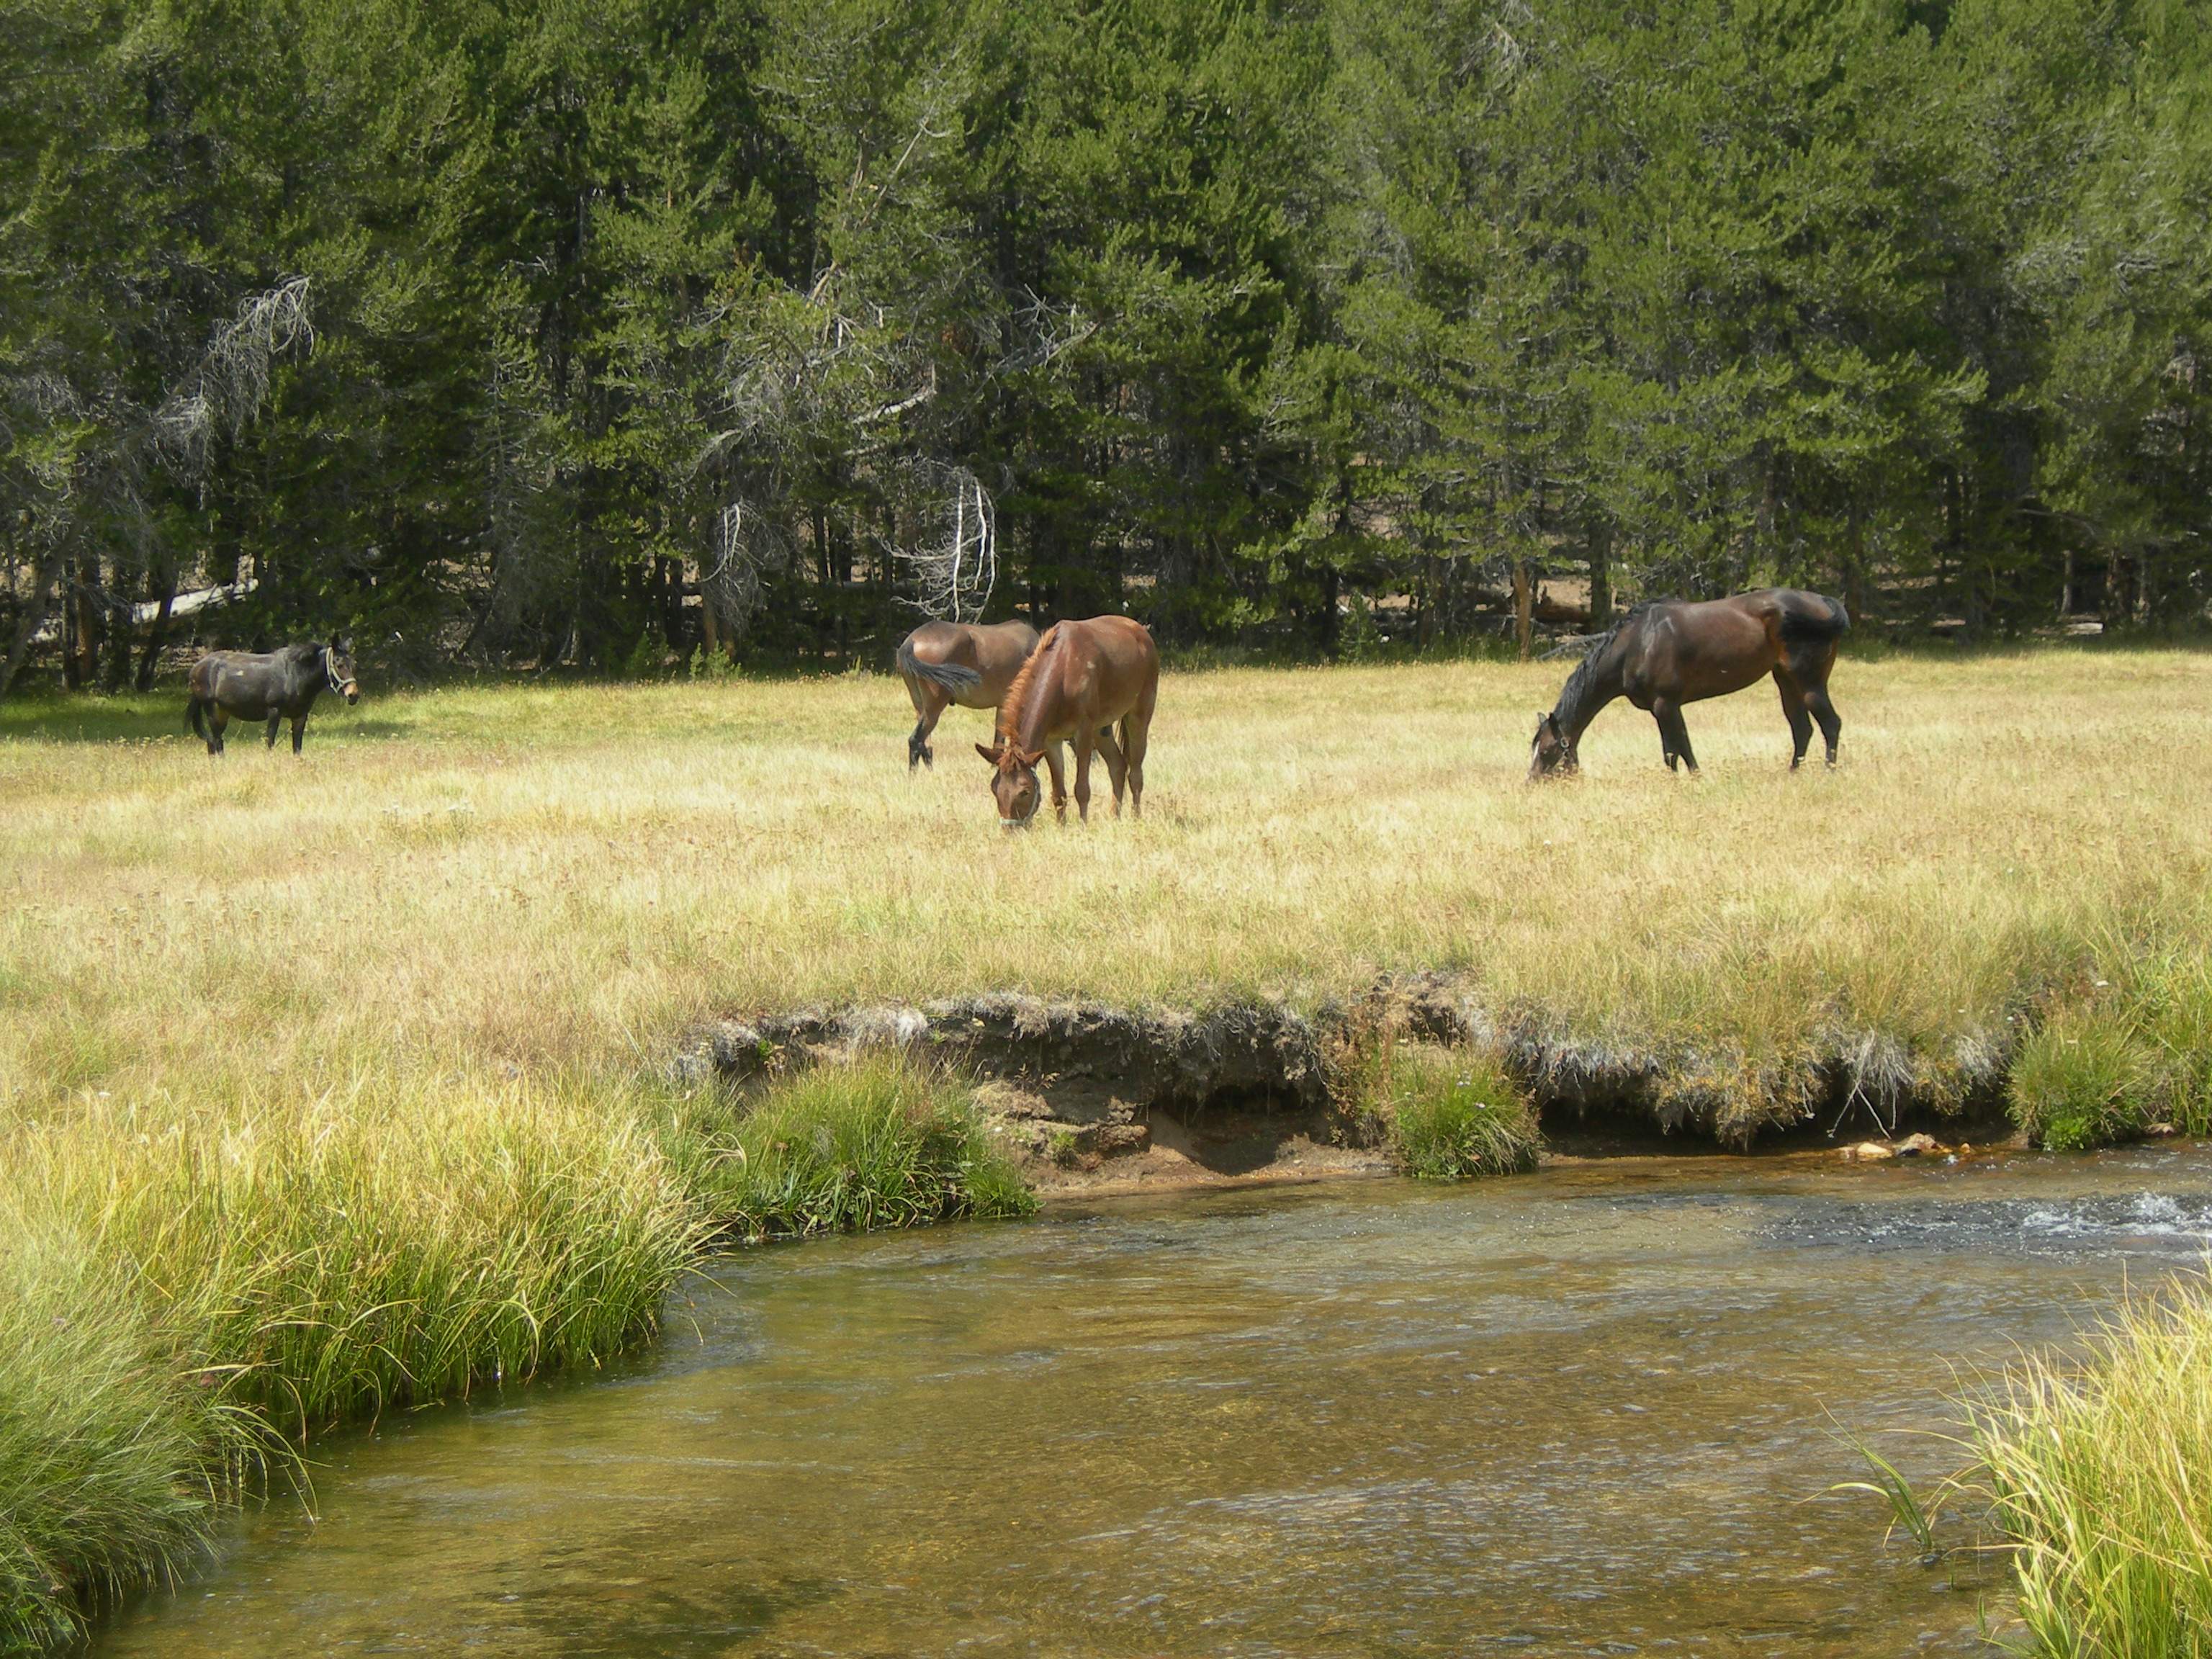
[1587,520,1612,629]
[0,547,63,705]
[1511,557,1534,662]
[136,567,177,690]
[62,554,84,689]
[2103,551,2134,631]
[698,559,723,662]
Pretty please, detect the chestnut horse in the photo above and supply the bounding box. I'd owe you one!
[1529,589,1848,777]
[896,619,1038,769]
[975,616,1157,827]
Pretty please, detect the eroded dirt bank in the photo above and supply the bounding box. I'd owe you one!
[679,973,2020,1193]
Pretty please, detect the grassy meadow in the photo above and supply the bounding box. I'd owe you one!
[5,643,2212,1646]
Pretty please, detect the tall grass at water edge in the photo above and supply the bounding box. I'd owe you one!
[1354,1041,1541,1178]
[0,1057,1025,1647]
[696,1054,1037,1238]
[2008,945,2212,1151]
[1936,1272,2212,1657]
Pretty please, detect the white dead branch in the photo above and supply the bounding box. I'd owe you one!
[887,460,995,623]
[152,277,314,483]
[703,499,786,639]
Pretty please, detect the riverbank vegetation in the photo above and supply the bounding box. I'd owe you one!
[1357,1044,1540,1180]
[4,649,2211,1643]
[1966,1272,2212,1654]
[702,1056,1036,1238]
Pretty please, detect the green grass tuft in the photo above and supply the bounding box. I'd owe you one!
[2011,1002,2162,1150]
[701,1056,1037,1238]
[1362,1043,1541,1179]
[0,1212,273,1651]
[1971,1269,2212,1654]
[2012,949,2212,1148]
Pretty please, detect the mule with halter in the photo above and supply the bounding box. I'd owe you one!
[186,636,359,755]
[1529,589,1848,778]
[896,619,1038,769]
[976,615,1157,827]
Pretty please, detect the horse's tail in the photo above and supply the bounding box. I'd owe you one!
[187,696,208,739]
[1781,593,1851,642]
[897,635,981,694]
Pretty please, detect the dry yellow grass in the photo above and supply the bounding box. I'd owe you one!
[4,647,2206,1125]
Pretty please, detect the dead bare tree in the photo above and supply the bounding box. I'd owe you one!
[884,459,995,622]
[701,498,788,642]
[1,278,313,703]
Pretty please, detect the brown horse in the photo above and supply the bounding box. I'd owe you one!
[896,619,1038,769]
[1529,589,1848,777]
[976,616,1158,827]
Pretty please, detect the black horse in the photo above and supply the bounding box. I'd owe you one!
[1529,590,1848,777]
[186,636,359,755]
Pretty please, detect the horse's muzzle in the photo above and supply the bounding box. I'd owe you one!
[343,684,359,705]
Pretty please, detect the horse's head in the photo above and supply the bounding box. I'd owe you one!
[325,634,359,705]
[976,741,1046,829]
[1528,711,1574,780]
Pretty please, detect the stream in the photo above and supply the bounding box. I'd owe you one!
[94,1143,2212,1657]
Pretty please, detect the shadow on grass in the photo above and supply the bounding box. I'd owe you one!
[0,694,183,744]
[0,693,405,747]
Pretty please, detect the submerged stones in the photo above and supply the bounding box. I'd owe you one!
[1839,1133,1959,1162]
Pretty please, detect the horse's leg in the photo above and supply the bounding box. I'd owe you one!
[1043,743,1069,823]
[1121,709,1151,818]
[1072,729,1095,823]
[1804,683,1842,766]
[265,714,282,750]
[1094,725,1128,814]
[907,680,944,770]
[1773,667,1813,768]
[291,714,307,755]
[1653,700,1697,773]
[209,709,228,755]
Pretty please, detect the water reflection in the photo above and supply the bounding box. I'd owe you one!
[96,1144,2212,1657]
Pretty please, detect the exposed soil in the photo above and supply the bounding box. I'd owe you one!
[678,971,2022,1192]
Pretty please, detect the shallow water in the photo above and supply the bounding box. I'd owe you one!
[96,1144,2212,1658]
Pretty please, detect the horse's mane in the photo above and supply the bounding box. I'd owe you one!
[996,621,1061,741]
[1551,601,1664,724]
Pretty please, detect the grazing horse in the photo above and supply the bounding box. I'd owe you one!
[976,616,1157,827]
[896,619,1038,769]
[1529,589,1848,778]
[186,636,359,756]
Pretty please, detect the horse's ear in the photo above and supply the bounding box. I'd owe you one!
[1019,747,1046,768]
[328,632,341,650]
[975,742,1002,764]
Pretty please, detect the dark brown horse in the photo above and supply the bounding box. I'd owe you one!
[186,636,359,755]
[1529,590,1848,777]
[896,619,1039,769]
[976,616,1158,827]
